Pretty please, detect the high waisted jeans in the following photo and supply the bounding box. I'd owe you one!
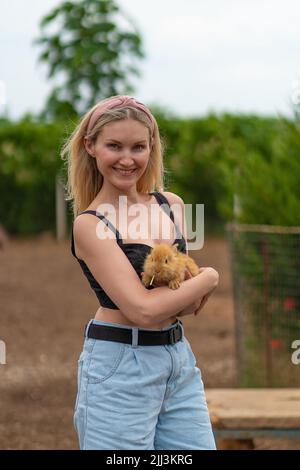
[73,318,216,450]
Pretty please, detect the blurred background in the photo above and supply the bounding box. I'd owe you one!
[1,0,300,450]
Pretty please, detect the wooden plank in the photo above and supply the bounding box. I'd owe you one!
[205,388,300,429]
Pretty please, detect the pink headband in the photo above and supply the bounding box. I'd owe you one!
[86,95,155,136]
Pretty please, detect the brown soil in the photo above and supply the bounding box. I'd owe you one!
[0,234,299,450]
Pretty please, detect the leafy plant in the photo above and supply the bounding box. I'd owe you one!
[33,0,145,121]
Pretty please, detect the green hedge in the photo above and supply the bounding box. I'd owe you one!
[0,112,299,235]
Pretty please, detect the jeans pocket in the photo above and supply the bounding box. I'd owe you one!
[87,340,126,384]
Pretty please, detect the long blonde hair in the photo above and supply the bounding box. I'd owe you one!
[61,96,167,217]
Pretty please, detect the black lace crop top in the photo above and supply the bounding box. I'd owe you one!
[71,191,187,309]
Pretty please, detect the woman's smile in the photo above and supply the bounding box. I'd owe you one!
[112,167,137,176]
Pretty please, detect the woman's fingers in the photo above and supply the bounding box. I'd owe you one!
[184,268,193,280]
[194,294,210,315]
[192,276,218,316]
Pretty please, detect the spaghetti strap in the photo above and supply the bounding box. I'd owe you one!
[149,192,175,223]
[78,210,123,244]
[71,225,78,258]
[71,210,123,259]
[149,192,182,240]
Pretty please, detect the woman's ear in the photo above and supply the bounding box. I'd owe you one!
[84,136,95,157]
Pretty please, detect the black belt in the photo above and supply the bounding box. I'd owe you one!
[85,320,183,346]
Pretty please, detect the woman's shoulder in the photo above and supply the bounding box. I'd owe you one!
[160,192,186,238]
[160,191,184,207]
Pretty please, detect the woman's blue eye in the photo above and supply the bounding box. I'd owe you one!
[107,144,145,150]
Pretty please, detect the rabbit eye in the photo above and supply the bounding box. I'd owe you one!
[165,258,168,263]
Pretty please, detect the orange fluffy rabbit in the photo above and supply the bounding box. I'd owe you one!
[141,243,201,290]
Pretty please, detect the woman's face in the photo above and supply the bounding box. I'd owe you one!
[85,118,151,189]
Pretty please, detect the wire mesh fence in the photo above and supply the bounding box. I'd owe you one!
[226,222,300,387]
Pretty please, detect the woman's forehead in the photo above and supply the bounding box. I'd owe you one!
[100,119,150,141]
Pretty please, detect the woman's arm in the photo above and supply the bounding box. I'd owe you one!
[142,267,215,319]
[180,267,218,317]
[142,267,219,326]
[176,268,209,317]
[147,193,219,324]
[161,192,216,319]
[74,196,218,328]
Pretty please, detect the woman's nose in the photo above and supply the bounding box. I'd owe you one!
[119,153,135,164]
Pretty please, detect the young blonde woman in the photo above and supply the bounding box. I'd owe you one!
[62,95,219,450]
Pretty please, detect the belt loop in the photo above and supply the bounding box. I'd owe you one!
[178,319,184,341]
[84,319,94,338]
[131,327,139,348]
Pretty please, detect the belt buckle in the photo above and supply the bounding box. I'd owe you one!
[169,324,182,344]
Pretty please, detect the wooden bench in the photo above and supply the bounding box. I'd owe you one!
[205,388,300,449]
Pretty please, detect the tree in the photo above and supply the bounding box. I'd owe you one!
[33,0,145,121]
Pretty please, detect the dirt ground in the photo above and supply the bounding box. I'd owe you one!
[0,233,299,450]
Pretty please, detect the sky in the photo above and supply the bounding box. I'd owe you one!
[1,0,300,120]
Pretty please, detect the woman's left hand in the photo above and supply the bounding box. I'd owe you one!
[194,286,217,316]
[178,267,215,317]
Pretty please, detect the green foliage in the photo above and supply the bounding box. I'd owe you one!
[33,0,145,121]
[0,117,65,234]
[217,114,300,226]
[1,111,300,235]
[160,112,300,232]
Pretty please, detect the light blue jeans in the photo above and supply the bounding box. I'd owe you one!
[73,318,216,450]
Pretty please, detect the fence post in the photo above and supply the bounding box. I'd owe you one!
[55,174,67,241]
[261,233,272,387]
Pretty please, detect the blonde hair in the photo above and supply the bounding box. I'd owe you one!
[61,95,167,217]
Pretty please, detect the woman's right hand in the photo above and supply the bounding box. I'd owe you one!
[177,267,218,317]
[176,300,202,317]
[176,268,203,317]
